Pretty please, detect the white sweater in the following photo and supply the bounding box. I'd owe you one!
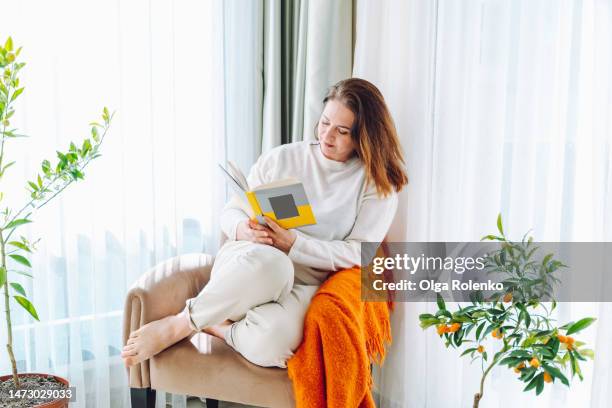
[220,141,398,284]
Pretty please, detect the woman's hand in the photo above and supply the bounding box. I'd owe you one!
[235,219,273,245]
[263,216,296,253]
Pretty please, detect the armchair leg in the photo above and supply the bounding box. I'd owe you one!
[130,387,156,408]
[205,398,219,408]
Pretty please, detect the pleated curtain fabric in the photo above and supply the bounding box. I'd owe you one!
[224,0,354,164]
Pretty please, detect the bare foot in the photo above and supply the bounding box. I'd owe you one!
[121,311,193,367]
[202,320,233,340]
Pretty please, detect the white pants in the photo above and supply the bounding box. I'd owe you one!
[183,240,318,368]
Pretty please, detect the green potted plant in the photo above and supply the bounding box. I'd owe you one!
[419,215,596,408]
[0,37,112,407]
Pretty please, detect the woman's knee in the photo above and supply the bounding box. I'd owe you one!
[214,242,294,289]
[251,244,294,289]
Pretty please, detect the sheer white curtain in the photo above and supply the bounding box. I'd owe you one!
[0,0,227,407]
[354,0,612,407]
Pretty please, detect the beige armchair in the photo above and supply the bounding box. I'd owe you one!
[123,252,295,408]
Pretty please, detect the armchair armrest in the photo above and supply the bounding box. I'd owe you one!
[123,253,215,388]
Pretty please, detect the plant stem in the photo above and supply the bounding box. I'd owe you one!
[1,231,20,388]
[0,66,20,387]
[473,355,497,408]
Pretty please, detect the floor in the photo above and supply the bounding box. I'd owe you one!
[186,396,259,408]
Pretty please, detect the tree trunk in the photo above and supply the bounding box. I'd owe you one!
[473,392,482,408]
[2,236,20,388]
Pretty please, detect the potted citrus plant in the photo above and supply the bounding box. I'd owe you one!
[0,37,112,407]
[419,215,596,408]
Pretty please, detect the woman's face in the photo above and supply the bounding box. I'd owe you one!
[317,99,356,162]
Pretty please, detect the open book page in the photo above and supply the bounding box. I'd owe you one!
[227,160,249,191]
[218,163,247,196]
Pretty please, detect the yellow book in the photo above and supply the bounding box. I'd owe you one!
[218,161,317,229]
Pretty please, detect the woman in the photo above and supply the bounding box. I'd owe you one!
[121,78,408,368]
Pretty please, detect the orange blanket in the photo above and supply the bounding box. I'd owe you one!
[287,267,392,407]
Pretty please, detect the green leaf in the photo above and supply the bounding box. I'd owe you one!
[566,317,596,335]
[13,295,39,321]
[12,270,32,278]
[81,138,92,157]
[480,234,504,242]
[524,372,542,392]
[10,282,26,296]
[5,37,13,52]
[9,254,31,268]
[497,213,504,236]
[91,126,99,142]
[453,327,465,346]
[8,240,31,252]
[10,87,24,102]
[535,372,545,395]
[460,347,477,357]
[475,321,486,340]
[517,303,531,328]
[28,181,38,191]
[419,318,440,329]
[436,293,446,311]
[70,169,84,180]
[542,363,569,386]
[580,349,595,360]
[533,329,553,338]
[66,152,78,163]
[573,350,587,361]
[499,356,522,366]
[525,310,531,328]
[520,366,537,382]
[481,324,496,339]
[569,351,582,379]
[5,218,32,229]
[542,253,553,267]
[549,337,560,357]
[0,266,6,286]
[509,349,532,358]
[41,159,51,175]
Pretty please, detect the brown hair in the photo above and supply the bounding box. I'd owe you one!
[320,78,408,197]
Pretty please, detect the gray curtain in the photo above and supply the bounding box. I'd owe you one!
[224,0,354,172]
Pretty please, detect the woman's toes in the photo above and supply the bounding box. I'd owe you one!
[120,315,190,366]
[121,345,136,355]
